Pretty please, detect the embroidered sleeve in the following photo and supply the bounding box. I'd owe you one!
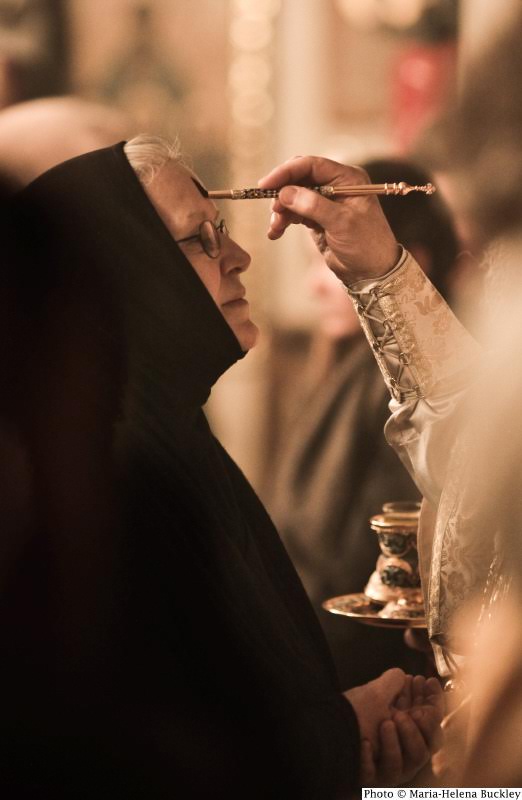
[345,250,481,403]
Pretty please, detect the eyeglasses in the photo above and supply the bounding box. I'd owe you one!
[174,218,229,259]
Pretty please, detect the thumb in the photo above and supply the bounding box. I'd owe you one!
[373,668,406,705]
[278,185,338,229]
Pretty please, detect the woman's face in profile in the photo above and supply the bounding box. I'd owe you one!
[143,160,259,352]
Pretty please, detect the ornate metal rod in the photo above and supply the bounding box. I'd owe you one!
[206,182,436,200]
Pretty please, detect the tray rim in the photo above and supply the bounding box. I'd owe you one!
[322,592,426,629]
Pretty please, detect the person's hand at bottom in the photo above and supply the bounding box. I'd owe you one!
[344,668,406,753]
[360,712,435,786]
[395,675,445,749]
[352,673,445,785]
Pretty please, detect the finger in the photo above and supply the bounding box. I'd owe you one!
[377,720,403,785]
[271,196,293,214]
[425,677,444,701]
[394,674,413,710]
[359,739,376,786]
[375,668,407,706]
[412,679,444,722]
[268,185,350,234]
[267,208,313,239]
[424,685,445,719]
[410,706,444,753]
[412,675,427,705]
[394,711,430,767]
[270,192,351,219]
[267,210,292,240]
[267,209,321,240]
[258,155,364,190]
[425,694,445,721]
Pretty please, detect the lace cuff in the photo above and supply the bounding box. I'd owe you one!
[346,250,480,402]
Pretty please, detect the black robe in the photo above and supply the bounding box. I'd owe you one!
[1,144,360,798]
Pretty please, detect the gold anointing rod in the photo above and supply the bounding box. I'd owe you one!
[207,182,436,200]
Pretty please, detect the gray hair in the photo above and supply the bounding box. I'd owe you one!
[123,134,183,186]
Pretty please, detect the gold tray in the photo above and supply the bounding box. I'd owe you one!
[322,592,426,629]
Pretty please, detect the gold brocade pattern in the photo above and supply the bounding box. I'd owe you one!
[428,434,495,643]
[348,253,485,672]
[348,254,479,401]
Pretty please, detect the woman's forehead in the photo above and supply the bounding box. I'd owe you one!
[149,160,218,233]
[171,163,216,212]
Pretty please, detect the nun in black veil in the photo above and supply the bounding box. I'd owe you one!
[1,137,441,797]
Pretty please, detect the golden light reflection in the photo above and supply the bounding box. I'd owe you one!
[230,18,273,50]
[234,0,281,17]
[336,0,424,31]
[228,54,271,91]
[231,93,274,126]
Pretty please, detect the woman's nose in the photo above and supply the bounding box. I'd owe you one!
[221,237,251,273]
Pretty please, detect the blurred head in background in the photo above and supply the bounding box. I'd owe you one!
[421,4,522,254]
[0,96,133,190]
[308,157,459,340]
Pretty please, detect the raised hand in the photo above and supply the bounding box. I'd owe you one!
[258,156,400,284]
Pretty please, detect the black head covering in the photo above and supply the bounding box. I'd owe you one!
[11,143,245,428]
[3,144,359,798]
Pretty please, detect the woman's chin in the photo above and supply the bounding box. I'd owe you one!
[234,320,260,352]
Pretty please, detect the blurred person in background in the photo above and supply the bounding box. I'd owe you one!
[267,158,458,689]
[0,135,443,796]
[0,95,133,190]
[260,3,522,784]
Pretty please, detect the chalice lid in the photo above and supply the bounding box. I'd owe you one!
[370,511,420,532]
[382,501,421,515]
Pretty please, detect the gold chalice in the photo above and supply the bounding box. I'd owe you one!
[322,501,426,628]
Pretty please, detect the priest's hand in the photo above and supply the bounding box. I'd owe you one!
[258,156,400,284]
